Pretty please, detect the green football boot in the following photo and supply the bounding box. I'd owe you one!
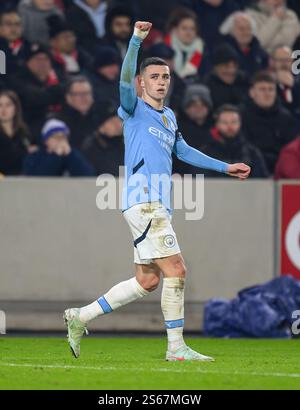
[166,345,215,362]
[63,308,88,358]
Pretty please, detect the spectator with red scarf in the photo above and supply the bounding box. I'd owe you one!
[47,14,93,77]
[0,8,31,77]
[164,7,207,82]
[9,43,65,138]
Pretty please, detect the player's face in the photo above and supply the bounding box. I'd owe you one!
[141,65,171,102]
[216,112,241,138]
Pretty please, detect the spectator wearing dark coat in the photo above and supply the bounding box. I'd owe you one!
[220,12,268,76]
[269,45,300,125]
[240,71,298,174]
[23,118,95,176]
[0,90,35,176]
[193,104,269,178]
[204,44,249,109]
[81,103,124,176]
[47,14,93,77]
[0,8,31,77]
[177,84,213,150]
[173,84,214,175]
[274,135,300,179]
[9,43,65,139]
[58,76,103,150]
[85,46,120,109]
[66,0,108,54]
[0,1,21,11]
[99,5,134,62]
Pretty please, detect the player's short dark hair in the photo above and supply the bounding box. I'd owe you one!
[250,71,276,87]
[214,104,241,122]
[140,57,169,74]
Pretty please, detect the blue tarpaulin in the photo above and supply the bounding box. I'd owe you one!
[203,275,300,338]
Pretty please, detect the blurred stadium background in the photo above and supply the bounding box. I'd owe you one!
[0,0,300,338]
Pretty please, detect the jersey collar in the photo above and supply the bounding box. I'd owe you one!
[144,100,165,113]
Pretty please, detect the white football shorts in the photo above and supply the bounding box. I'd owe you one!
[123,201,181,264]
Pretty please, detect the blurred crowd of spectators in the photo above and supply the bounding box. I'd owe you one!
[1,0,300,179]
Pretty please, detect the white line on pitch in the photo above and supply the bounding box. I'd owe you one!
[0,362,300,379]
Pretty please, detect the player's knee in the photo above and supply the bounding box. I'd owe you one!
[173,260,186,278]
[139,275,160,292]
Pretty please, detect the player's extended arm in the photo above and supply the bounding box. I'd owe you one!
[120,21,152,115]
[173,132,251,179]
[173,132,229,173]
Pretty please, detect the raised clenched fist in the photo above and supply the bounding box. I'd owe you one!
[134,21,152,40]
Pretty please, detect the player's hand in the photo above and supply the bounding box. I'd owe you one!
[227,163,251,180]
[134,21,152,40]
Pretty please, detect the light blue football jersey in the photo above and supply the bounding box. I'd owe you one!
[118,97,178,214]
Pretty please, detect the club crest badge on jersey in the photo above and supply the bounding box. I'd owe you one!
[162,115,169,128]
[163,234,176,248]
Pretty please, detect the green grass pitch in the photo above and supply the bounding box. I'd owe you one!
[0,337,299,390]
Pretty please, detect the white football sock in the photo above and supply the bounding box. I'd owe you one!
[79,277,149,323]
[161,277,185,352]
